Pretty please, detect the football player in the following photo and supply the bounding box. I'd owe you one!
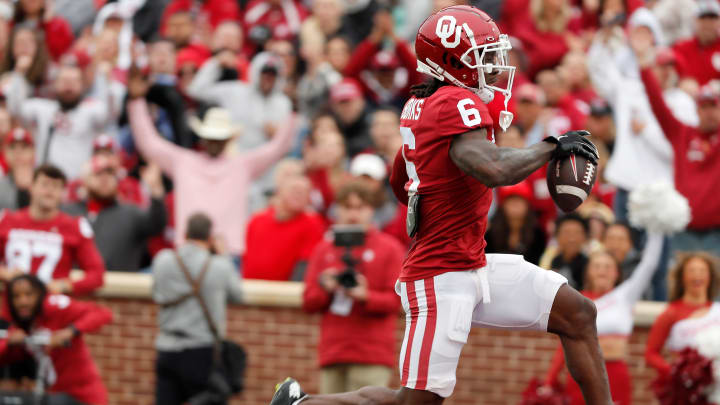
[270,5,607,405]
[0,165,105,295]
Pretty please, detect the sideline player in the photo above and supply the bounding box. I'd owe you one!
[270,5,610,405]
[0,165,105,295]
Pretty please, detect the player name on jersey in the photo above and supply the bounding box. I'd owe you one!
[401,98,425,121]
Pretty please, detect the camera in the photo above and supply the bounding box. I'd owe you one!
[332,225,367,289]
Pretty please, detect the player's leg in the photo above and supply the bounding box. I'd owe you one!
[471,254,611,405]
[547,285,611,405]
[271,273,478,405]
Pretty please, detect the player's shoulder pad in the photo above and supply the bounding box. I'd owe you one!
[78,216,94,238]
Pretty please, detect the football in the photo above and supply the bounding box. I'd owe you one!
[546,154,598,212]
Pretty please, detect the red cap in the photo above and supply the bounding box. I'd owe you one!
[516,83,545,104]
[655,48,676,66]
[176,46,210,72]
[697,83,720,105]
[497,181,533,203]
[330,78,363,102]
[4,128,33,146]
[370,51,400,70]
[92,134,118,152]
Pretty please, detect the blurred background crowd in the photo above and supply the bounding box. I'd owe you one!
[0,0,718,403]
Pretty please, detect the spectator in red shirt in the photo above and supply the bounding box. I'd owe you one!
[633,32,720,258]
[303,180,404,394]
[344,8,421,108]
[0,274,112,405]
[672,0,720,86]
[0,165,106,296]
[514,0,583,78]
[12,0,74,61]
[243,160,326,281]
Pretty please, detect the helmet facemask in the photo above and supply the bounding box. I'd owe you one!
[461,32,515,131]
[417,28,516,131]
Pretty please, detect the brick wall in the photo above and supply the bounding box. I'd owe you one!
[84,297,659,405]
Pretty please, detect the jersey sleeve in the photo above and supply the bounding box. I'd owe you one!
[436,88,494,138]
[645,307,675,375]
[45,295,113,333]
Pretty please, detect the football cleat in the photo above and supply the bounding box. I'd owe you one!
[269,377,308,405]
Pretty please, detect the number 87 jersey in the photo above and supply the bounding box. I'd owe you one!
[0,208,105,295]
[394,85,495,283]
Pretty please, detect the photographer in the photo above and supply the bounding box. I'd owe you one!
[302,181,404,394]
[152,213,243,405]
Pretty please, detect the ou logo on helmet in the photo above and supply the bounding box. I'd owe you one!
[436,15,463,49]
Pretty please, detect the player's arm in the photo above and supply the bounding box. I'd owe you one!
[449,129,554,187]
[450,129,598,188]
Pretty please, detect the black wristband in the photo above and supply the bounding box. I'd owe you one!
[69,324,80,338]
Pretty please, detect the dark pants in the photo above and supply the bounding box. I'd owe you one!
[156,346,226,405]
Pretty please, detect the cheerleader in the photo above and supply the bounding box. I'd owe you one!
[544,232,663,405]
[645,252,720,375]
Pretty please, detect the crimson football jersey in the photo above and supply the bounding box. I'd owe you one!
[393,86,494,282]
[0,209,105,295]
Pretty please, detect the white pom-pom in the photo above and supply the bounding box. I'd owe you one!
[628,182,691,234]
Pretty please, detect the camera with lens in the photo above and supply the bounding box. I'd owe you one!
[332,225,366,289]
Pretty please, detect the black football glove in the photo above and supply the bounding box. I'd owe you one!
[543,130,599,164]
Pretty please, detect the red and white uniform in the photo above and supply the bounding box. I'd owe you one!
[546,233,663,405]
[0,209,105,295]
[0,294,112,404]
[646,300,720,375]
[390,86,567,397]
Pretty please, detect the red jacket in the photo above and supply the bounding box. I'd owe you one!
[344,39,422,106]
[672,37,720,86]
[640,68,720,230]
[303,229,404,367]
[0,294,112,404]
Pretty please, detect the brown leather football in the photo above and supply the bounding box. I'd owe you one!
[546,154,597,212]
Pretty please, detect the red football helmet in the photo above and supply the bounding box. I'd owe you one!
[415,5,516,129]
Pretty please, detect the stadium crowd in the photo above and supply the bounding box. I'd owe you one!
[0,0,715,403]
